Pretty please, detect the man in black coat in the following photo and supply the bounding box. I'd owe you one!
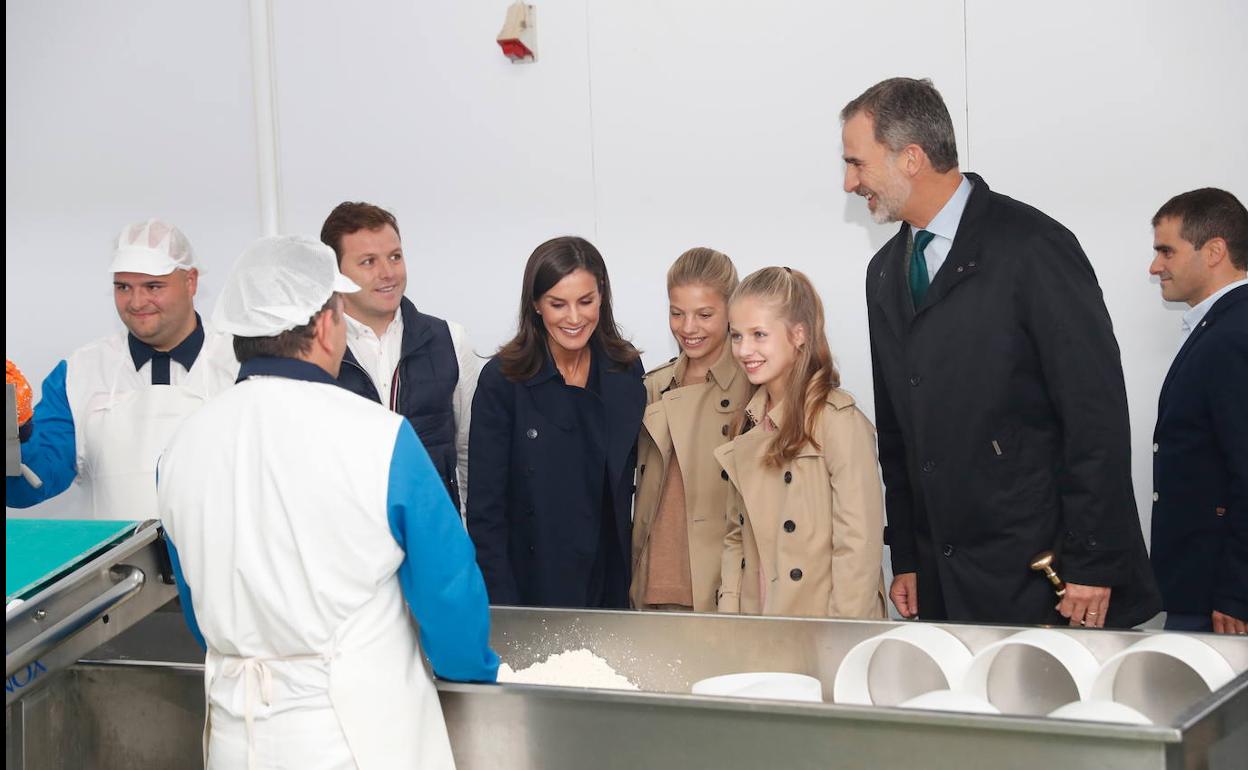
[841,77,1160,628]
[1147,188,1248,634]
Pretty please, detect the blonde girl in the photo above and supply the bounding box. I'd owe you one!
[630,248,752,611]
[715,267,886,618]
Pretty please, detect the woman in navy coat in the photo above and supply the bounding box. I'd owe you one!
[468,236,645,608]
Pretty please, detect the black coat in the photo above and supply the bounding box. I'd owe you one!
[467,341,645,607]
[867,173,1160,627]
[1151,284,1248,620]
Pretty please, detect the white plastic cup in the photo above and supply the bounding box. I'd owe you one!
[1090,634,1234,724]
[960,629,1099,715]
[691,672,823,703]
[1048,699,1152,725]
[899,689,1000,714]
[833,624,973,705]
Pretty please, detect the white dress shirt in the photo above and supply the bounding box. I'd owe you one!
[345,310,479,517]
[1178,277,1248,350]
[910,174,974,282]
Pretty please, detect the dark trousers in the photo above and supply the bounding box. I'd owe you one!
[1164,612,1213,632]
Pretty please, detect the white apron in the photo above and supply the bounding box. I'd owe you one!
[203,584,454,770]
[81,363,206,520]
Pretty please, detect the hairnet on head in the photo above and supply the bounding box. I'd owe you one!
[212,235,361,338]
[109,219,197,275]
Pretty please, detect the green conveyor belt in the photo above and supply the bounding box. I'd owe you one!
[5,518,139,603]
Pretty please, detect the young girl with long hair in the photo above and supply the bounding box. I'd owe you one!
[715,267,886,618]
[630,247,752,611]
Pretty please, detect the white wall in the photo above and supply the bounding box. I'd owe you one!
[7,0,1247,543]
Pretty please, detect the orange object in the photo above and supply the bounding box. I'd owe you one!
[7,359,34,425]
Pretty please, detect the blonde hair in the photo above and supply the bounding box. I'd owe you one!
[730,267,840,467]
[666,247,738,299]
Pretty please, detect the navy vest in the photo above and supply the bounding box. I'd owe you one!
[336,298,461,509]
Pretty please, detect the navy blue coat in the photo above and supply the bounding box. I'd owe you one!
[335,298,462,509]
[1151,284,1248,620]
[467,340,645,607]
[868,173,1160,627]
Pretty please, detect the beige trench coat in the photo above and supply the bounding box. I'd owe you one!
[630,347,753,611]
[715,387,886,618]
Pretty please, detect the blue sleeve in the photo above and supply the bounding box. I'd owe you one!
[388,421,500,683]
[6,361,79,507]
[164,536,207,652]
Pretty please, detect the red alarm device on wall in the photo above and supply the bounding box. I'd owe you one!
[497,2,537,63]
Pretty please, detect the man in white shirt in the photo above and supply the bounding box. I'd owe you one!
[320,202,478,515]
[6,219,237,519]
[1148,187,1248,634]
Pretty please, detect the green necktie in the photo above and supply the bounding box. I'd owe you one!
[909,229,936,309]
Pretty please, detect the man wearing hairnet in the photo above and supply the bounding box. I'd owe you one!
[157,235,498,770]
[5,219,238,519]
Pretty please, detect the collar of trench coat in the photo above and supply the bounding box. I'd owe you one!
[657,342,744,396]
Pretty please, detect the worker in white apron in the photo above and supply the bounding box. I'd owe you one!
[158,235,498,770]
[6,219,238,519]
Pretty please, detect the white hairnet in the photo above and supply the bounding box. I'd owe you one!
[212,235,361,337]
[109,219,196,275]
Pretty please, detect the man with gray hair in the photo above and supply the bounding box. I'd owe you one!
[842,77,1160,628]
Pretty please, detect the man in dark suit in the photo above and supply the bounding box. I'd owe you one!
[1148,188,1248,634]
[842,77,1160,628]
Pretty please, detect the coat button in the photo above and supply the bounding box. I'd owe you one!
[722,424,729,436]
[784,471,793,483]
[1152,492,1159,502]
[909,375,921,386]
[739,514,744,525]
[720,399,730,408]
[1152,443,1159,453]
[1086,536,1097,548]
[722,470,729,481]
[639,464,646,475]
[790,568,803,581]
[942,544,954,557]
[783,520,795,533]
[741,558,746,569]
[528,545,536,553]
[922,460,936,473]
[526,428,538,439]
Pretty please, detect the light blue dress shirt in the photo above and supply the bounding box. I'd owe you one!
[910,174,974,282]
[1178,277,1248,350]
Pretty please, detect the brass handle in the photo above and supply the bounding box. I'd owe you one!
[1029,550,1066,598]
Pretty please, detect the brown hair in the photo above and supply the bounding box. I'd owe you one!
[320,202,401,264]
[1152,188,1248,271]
[730,267,840,467]
[497,236,640,381]
[233,295,343,363]
[666,247,738,299]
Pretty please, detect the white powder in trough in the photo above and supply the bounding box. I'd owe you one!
[497,648,640,690]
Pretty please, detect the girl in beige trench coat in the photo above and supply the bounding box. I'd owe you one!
[631,248,753,612]
[715,267,886,619]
